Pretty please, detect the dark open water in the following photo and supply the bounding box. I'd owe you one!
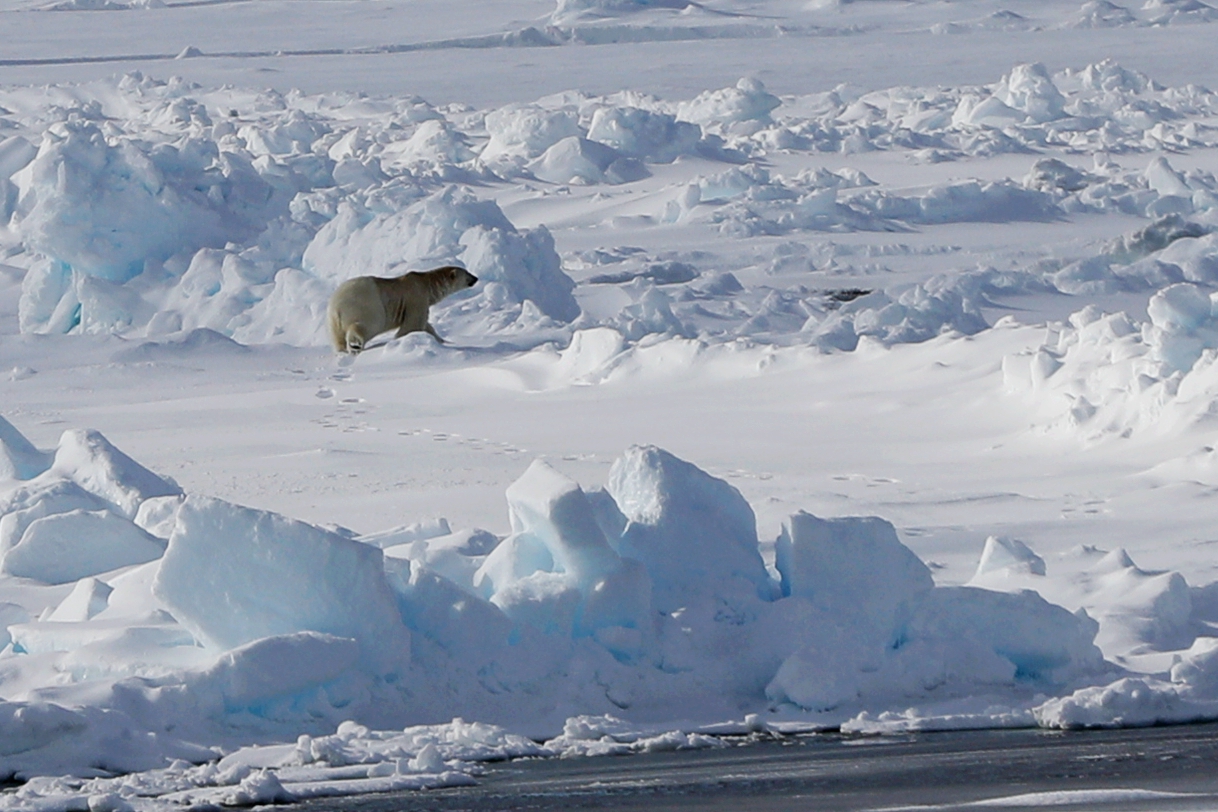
[294,721,1218,811]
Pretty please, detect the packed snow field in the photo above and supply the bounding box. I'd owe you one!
[3,0,1218,807]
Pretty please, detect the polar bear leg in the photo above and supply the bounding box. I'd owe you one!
[328,277,387,354]
[345,325,369,353]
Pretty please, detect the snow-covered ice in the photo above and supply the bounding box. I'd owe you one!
[3,0,1218,806]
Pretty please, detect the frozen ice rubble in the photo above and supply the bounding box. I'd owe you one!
[0,416,51,482]
[0,422,180,583]
[45,428,182,519]
[1,420,1216,791]
[527,136,649,185]
[606,445,773,611]
[1004,272,1218,439]
[475,458,651,641]
[2,508,164,584]
[776,512,934,637]
[153,496,411,671]
[12,119,286,284]
[970,539,1198,664]
[5,63,1218,352]
[765,516,1106,713]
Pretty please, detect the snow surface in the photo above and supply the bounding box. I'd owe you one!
[3,0,1218,807]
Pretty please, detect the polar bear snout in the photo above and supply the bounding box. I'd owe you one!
[430,265,478,293]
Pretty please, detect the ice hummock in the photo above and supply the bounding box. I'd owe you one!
[0,416,51,482]
[2,508,165,584]
[776,512,934,637]
[2,417,1214,804]
[153,496,411,670]
[607,444,772,610]
[3,60,1217,354]
[46,429,182,519]
[483,458,652,638]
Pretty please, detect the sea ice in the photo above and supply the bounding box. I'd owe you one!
[152,496,410,670]
[46,429,182,520]
[776,512,934,637]
[3,3,1218,801]
[973,536,1047,577]
[1,510,163,584]
[0,417,51,482]
[606,445,772,610]
[478,459,652,638]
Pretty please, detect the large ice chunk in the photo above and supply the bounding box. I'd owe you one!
[0,416,52,481]
[49,429,182,519]
[606,445,771,610]
[17,257,75,334]
[93,560,164,622]
[380,120,476,173]
[993,62,1067,123]
[224,267,335,346]
[892,586,1106,686]
[1,509,165,584]
[1087,563,1193,654]
[47,577,113,622]
[0,602,31,650]
[472,532,554,599]
[133,494,186,540]
[973,535,1047,577]
[489,571,582,637]
[0,135,37,180]
[775,512,934,637]
[764,620,876,711]
[152,496,410,670]
[1157,233,1218,284]
[1171,636,1218,694]
[504,459,622,588]
[383,558,512,660]
[1144,283,1218,372]
[0,479,110,556]
[475,460,652,640]
[767,585,1106,711]
[478,104,582,172]
[970,543,1197,660]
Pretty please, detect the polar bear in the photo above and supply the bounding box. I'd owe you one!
[327,266,478,354]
